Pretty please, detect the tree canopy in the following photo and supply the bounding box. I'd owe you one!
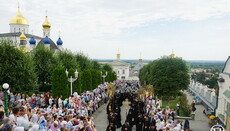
[51,65,69,98]
[139,56,190,99]
[33,45,57,92]
[0,40,37,93]
[0,40,117,95]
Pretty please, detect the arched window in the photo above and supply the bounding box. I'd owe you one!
[122,70,125,74]
[19,28,20,32]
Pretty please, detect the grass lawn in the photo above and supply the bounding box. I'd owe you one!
[162,98,179,109]
[161,97,187,117]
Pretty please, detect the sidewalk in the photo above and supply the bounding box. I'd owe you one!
[184,91,210,131]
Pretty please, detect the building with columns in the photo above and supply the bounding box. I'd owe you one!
[109,52,130,80]
[216,56,230,130]
[0,4,63,52]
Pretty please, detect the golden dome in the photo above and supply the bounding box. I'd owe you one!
[139,58,142,62]
[42,16,51,29]
[10,8,28,25]
[20,30,26,41]
[170,51,175,57]
[117,53,120,57]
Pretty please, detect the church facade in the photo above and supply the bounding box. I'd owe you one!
[216,56,230,130]
[109,52,130,80]
[0,4,63,52]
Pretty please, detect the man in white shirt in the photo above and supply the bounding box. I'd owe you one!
[158,118,165,130]
[60,117,67,128]
[17,107,29,130]
[58,96,63,108]
[9,107,20,127]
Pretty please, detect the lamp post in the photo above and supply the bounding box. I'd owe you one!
[66,69,78,96]
[101,71,108,84]
[2,83,9,117]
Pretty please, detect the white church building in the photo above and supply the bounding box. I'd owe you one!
[216,56,230,130]
[109,52,130,80]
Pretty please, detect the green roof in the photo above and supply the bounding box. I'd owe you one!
[223,90,230,99]
[226,111,230,116]
[218,113,225,121]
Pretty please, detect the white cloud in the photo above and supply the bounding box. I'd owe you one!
[1,0,230,60]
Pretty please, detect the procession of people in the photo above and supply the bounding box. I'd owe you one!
[0,80,190,131]
[106,81,190,131]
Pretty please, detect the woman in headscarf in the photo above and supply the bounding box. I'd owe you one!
[38,116,46,131]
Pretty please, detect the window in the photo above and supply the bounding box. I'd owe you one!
[117,71,119,74]
[121,76,125,79]
[122,70,125,74]
[14,28,15,32]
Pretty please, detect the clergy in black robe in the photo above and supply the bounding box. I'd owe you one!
[106,123,116,131]
[136,114,144,131]
[121,122,132,131]
[143,115,150,131]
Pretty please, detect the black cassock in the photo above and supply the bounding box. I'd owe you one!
[106,124,116,131]
[136,116,144,131]
[149,117,156,131]
[143,117,150,131]
[121,124,132,131]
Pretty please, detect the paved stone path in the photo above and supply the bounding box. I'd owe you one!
[184,91,210,131]
[93,101,132,131]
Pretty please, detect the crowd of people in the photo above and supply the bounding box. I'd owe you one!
[0,83,109,131]
[106,81,190,131]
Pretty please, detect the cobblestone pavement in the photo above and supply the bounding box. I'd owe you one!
[93,101,132,131]
[184,91,211,131]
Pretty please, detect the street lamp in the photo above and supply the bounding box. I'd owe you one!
[66,69,78,96]
[2,83,9,117]
[101,71,108,84]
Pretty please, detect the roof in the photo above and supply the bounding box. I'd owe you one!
[133,62,144,70]
[222,56,230,73]
[223,90,230,99]
[37,37,59,50]
[0,32,42,39]
[109,60,130,66]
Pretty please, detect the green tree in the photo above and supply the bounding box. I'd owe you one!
[0,40,37,93]
[139,63,152,85]
[195,72,206,84]
[91,61,101,70]
[81,70,92,91]
[51,65,69,98]
[140,57,190,102]
[57,50,78,70]
[205,75,218,89]
[96,70,103,85]
[90,69,100,89]
[102,64,113,72]
[33,44,57,91]
[75,54,92,70]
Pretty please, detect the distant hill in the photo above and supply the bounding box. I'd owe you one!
[95,59,225,65]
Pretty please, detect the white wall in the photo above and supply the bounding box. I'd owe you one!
[112,65,130,80]
[10,24,29,34]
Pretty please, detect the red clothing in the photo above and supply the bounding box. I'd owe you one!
[45,93,49,100]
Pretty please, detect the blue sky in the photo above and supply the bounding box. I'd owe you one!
[1,0,230,60]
